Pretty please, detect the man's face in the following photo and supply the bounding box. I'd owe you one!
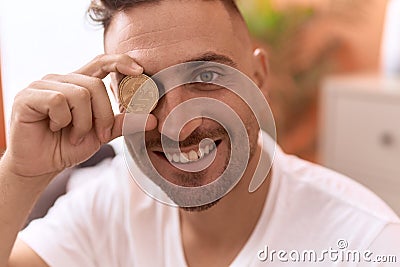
[105,0,262,200]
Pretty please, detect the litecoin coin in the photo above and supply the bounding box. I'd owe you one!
[118,74,159,113]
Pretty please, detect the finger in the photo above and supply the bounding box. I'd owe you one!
[43,73,114,143]
[14,88,72,131]
[29,80,93,144]
[73,54,143,79]
[110,113,158,141]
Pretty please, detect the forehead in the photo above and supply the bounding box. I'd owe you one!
[105,1,243,74]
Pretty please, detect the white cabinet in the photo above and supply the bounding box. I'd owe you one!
[319,76,400,215]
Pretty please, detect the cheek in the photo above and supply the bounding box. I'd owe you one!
[224,95,260,150]
[220,93,258,128]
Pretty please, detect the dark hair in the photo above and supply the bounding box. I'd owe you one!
[88,0,240,31]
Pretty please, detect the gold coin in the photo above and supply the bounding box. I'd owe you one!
[118,74,159,113]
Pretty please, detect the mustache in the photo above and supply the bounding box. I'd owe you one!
[145,127,227,149]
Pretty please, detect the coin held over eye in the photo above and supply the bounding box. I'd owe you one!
[118,74,159,113]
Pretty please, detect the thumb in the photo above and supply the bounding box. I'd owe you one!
[110,113,158,141]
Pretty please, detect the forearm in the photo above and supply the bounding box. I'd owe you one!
[0,158,53,266]
[0,53,138,266]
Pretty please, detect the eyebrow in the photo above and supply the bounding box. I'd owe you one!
[138,52,238,78]
[184,52,238,68]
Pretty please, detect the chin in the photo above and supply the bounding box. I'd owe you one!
[180,198,221,212]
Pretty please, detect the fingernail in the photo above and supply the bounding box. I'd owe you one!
[132,64,143,73]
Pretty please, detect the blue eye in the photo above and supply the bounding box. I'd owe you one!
[194,70,219,83]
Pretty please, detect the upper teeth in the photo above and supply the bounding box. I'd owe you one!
[165,143,216,164]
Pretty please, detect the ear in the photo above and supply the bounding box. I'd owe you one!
[252,48,268,90]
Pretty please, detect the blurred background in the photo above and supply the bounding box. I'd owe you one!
[0,0,399,213]
[239,0,396,161]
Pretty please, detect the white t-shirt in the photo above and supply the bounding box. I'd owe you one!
[19,135,400,267]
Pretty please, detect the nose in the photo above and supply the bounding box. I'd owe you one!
[153,86,202,141]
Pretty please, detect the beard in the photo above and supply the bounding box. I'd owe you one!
[146,126,228,186]
[181,198,221,212]
[124,118,259,211]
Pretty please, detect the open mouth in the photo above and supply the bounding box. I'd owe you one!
[153,139,223,164]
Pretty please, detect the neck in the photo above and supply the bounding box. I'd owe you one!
[179,140,272,253]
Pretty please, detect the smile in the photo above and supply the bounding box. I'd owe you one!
[152,139,222,165]
[165,141,217,164]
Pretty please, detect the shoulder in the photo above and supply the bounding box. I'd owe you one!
[269,147,400,251]
[18,150,169,266]
[66,151,157,218]
[275,148,399,223]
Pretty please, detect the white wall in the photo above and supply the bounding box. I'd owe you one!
[0,0,111,134]
[381,0,400,77]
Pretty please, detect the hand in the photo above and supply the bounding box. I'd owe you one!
[2,54,157,179]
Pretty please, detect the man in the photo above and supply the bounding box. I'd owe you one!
[0,0,399,266]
